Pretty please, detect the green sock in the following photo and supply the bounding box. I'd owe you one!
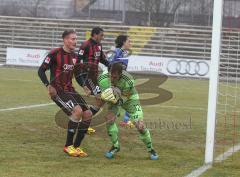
[106,123,119,148]
[139,129,153,151]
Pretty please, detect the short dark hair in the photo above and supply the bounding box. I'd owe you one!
[91,27,104,37]
[110,62,123,75]
[115,35,129,48]
[62,29,76,39]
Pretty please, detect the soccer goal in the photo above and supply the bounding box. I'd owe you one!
[205,0,240,164]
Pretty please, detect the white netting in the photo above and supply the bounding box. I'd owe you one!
[215,28,240,161]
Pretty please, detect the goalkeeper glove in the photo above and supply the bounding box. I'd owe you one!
[101,88,118,104]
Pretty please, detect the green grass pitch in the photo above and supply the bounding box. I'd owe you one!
[0,67,240,177]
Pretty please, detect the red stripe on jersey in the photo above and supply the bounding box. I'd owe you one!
[62,53,68,92]
[67,54,74,92]
[54,51,62,90]
[94,44,100,66]
[88,44,93,65]
[50,48,61,55]
[66,54,71,92]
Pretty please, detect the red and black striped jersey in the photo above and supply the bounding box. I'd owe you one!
[39,47,79,92]
[78,38,109,70]
[77,38,109,90]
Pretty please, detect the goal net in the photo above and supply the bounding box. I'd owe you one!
[207,0,240,163]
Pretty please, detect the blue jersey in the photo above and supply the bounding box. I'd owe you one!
[110,48,129,68]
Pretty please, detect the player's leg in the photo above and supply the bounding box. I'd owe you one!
[74,109,92,157]
[134,120,158,160]
[68,92,92,157]
[89,96,103,114]
[119,111,134,128]
[123,98,159,160]
[85,95,106,134]
[105,104,120,159]
[75,64,101,115]
[75,70,102,134]
[52,92,82,157]
[123,111,130,122]
[65,105,84,156]
[74,109,92,149]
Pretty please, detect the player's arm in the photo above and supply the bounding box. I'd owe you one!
[38,53,57,97]
[98,72,119,104]
[100,44,109,67]
[73,60,91,97]
[76,44,93,95]
[111,48,122,62]
[38,54,52,87]
[98,72,111,101]
[38,67,50,87]
[122,71,136,98]
[74,74,91,96]
[110,48,128,70]
[77,42,89,63]
[98,71,111,91]
[74,64,87,87]
[74,60,101,97]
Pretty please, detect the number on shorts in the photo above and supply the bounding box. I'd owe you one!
[134,104,141,111]
[66,100,74,109]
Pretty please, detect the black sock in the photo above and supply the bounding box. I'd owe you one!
[90,106,100,116]
[65,119,79,147]
[74,119,91,147]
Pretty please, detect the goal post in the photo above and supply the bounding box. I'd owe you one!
[205,0,224,164]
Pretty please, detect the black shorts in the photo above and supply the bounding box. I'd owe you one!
[52,91,89,116]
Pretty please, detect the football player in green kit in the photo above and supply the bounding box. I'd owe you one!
[99,62,159,160]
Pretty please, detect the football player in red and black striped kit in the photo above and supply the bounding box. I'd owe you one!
[76,27,109,128]
[38,30,92,157]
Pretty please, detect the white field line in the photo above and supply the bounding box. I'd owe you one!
[185,143,240,177]
[215,144,240,162]
[0,78,38,82]
[184,164,212,177]
[0,103,54,112]
[146,104,206,111]
[0,102,206,113]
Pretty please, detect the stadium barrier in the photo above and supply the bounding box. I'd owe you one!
[0,16,240,79]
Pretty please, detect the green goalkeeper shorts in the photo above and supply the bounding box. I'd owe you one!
[107,94,143,121]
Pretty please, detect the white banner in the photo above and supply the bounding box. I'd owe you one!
[6,48,47,66]
[6,48,210,78]
[127,55,210,78]
[100,55,210,78]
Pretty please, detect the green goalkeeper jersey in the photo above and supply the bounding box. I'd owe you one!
[98,70,138,100]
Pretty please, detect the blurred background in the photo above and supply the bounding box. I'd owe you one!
[0,0,239,27]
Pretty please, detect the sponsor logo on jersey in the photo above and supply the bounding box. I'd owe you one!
[79,49,84,55]
[44,57,51,64]
[63,64,74,71]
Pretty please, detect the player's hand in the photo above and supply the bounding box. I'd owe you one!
[83,86,91,96]
[101,88,118,104]
[48,85,57,97]
[95,93,101,100]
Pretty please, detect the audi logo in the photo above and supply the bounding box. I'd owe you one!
[167,59,209,76]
